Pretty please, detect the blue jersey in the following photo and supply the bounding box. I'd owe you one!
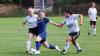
[37,18,49,33]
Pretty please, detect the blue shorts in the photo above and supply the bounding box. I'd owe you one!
[38,32,47,43]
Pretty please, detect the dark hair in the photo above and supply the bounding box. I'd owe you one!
[90,1,96,7]
[64,9,73,15]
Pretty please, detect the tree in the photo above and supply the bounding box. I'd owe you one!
[21,0,34,8]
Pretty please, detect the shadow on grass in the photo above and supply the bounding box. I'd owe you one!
[0,50,80,56]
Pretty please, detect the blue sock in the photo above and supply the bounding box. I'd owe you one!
[48,44,55,49]
[35,41,41,50]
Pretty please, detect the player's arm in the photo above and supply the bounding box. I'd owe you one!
[96,16,98,20]
[49,21,60,27]
[49,20,64,28]
[88,9,92,20]
[79,14,83,26]
[18,21,27,31]
[88,15,92,20]
[58,23,64,28]
[96,9,98,20]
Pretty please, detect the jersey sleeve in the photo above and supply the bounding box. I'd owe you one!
[88,9,90,14]
[45,18,50,23]
[88,8,92,20]
[74,14,80,17]
[88,8,91,15]
[95,8,97,17]
[73,14,80,20]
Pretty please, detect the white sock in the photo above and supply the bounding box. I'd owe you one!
[26,40,31,51]
[73,41,81,50]
[89,27,93,33]
[93,28,96,35]
[63,42,70,52]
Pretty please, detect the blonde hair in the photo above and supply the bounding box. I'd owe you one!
[27,7,35,13]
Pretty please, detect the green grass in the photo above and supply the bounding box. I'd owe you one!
[0,16,100,56]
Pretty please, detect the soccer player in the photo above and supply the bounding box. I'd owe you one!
[59,10,83,54]
[33,11,60,54]
[88,2,97,36]
[19,8,38,53]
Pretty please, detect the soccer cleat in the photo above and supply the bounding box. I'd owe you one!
[88,32,90,36]
[34,51,41,54]
[60,50,66,55]
[77,49,82,54]
[55,46,60,52]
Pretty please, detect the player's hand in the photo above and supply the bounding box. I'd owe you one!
[80,24,82,26]
[57,24,64,28]
[79,23,83,26]
[96,17,98,20]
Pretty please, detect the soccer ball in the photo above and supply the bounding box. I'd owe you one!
[30,48,36,53]
[28,48,36,55]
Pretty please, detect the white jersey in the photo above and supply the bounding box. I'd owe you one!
[63,14,80,33]
[88,7,97,21]
[25,14,38,28]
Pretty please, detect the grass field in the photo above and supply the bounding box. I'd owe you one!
[0,16,100,56]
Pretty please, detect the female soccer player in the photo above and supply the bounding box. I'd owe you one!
[19,8,38,53]
[32,11,60,54]
[88,2,97,36]
[59,10,83,54]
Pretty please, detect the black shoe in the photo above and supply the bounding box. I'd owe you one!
[26,50,28,53]
[77,49,82,54]
[88,32,90,36]
[60,50,66,55]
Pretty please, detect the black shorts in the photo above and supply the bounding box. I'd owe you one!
[90,21,96,25]
[69,31,80,40]
[29,27,38,36]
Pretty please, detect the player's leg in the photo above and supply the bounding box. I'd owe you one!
[92,21,96,36]
[72,40,81,53]
[88,21,93,35]
[61,36,72,54]
[34,36,42,54]
[35,36,42,50]
[42,41,60,52]
[28,36,41,55]
[43,41,55,49]
[26,28,36,52]
[72,32,82,53]
[26,32,33,52]
[35,32,47,51]
[34,31,48,54]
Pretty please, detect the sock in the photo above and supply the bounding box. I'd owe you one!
[63,42,70,52]
[93,28,96,35]
[26,40,31,51]
[35,41,41,50]
[89,27,93,33]
[48,44,55,49]
[73,41,81,50]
